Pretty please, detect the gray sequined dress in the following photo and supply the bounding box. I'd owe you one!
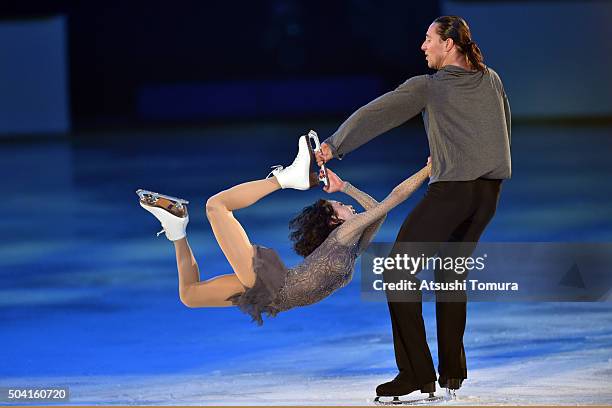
[227,167,429,325]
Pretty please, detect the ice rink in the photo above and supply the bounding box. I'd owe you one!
[2,122,611,405]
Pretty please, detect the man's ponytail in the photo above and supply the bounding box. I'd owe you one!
[464,41,485,72]
[434,16,487,72]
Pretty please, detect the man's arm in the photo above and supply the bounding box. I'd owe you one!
[322,75,429,161]
[503,91,511,147]
[490,68,511,147]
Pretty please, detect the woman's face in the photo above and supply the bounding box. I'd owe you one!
[329,200,356,222]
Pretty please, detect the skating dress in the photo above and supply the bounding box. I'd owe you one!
[227,167,429,325]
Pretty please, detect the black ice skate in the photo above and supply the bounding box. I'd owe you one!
[374,379,447,405]
[437,377,463,401]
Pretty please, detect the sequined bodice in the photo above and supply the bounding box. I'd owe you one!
[272,231,359,311]
[269,166,429,313]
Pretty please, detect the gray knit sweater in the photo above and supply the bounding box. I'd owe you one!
[324,65,512,184]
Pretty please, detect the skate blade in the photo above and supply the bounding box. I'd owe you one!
[136,189,189,218]
[306,130,329,186]
[136,189,189,205]
[374,395,447,406]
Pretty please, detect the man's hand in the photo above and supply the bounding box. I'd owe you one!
[322,167,346,193]
[315,143,333,166]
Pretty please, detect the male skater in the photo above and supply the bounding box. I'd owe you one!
[316,16,511,398]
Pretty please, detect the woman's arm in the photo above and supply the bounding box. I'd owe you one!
[322,168,385,252]
[340,182,385,254]
[351,157,430,253]
[341,182,379,210]
[335,165,431,246]
[323,167,380,210]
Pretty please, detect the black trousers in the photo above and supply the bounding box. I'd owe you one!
[382,178,502,386]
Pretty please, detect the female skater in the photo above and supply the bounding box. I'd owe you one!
[138,136,431,325]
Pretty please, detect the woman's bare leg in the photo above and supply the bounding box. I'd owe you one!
[205,177,281,289]
[174,237,245,307]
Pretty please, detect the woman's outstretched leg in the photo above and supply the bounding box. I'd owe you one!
[205,177,281,288]
[205,135,314,288]
[138,179,282,306]
[174,237,244,307]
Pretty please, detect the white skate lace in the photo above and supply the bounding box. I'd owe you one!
[267,164,284,178]
[156,228,166,237]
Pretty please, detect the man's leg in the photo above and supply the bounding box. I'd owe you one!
[381,182,473,392]
[435,179,502,387]
[434,237,471,386]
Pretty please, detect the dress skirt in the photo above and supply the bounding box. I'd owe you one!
[226,244,289,325]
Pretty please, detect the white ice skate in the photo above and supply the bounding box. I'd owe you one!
[137,189,189,241]
[268,135,315,190]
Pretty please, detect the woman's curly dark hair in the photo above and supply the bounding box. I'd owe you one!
[289,199,343,257]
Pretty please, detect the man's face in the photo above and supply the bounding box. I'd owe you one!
[421,23,447,69]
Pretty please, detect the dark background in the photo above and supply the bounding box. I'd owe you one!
[1,2,612,404]
[0,0,438,128]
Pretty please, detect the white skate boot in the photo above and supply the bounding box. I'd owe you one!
[268,135,315,190]
[137,189,189,241]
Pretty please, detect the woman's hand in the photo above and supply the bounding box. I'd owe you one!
[322,167,346,193]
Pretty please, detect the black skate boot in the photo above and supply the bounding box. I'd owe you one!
[438,376,463,401]
[374,375,440,405]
